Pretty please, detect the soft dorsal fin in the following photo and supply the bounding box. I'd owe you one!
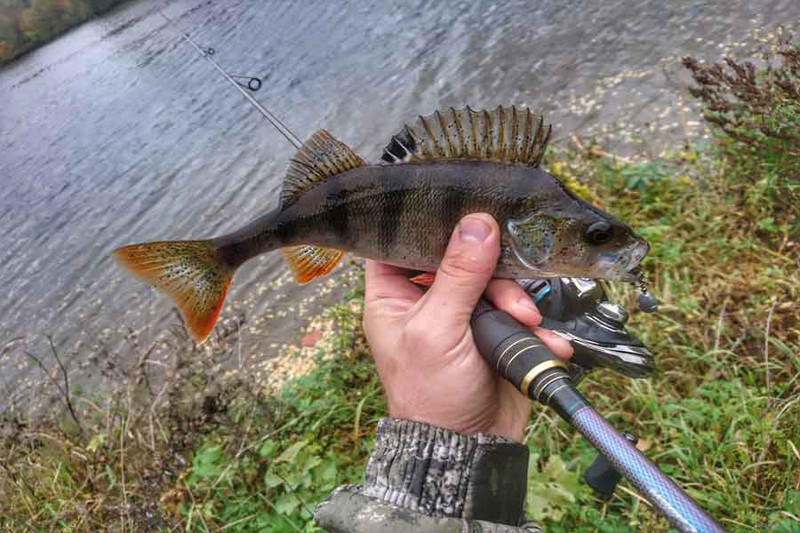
[381,105,552,167]
[282,130,365,207]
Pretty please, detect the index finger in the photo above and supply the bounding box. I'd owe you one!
[365,260,424,304]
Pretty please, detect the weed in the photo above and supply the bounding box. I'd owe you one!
[683,35,800,235]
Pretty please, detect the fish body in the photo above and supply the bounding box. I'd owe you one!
[216,160,646,280]
[114,106,649,341]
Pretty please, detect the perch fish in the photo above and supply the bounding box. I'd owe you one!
[114,106,649,341]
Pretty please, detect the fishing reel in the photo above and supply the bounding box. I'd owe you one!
[520,277,656,499]
[519,277,656,384]
[472,282,723,530]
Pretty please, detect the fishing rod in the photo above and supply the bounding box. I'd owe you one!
[471,297,726,532]
[157,12,726,532]
[157,9,303,149]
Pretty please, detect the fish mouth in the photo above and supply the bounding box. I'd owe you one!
[597,240,650,281]
[594,261,639,281]
[618,268,642,282]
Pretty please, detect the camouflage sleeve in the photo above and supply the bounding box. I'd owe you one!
[314,418,543,533]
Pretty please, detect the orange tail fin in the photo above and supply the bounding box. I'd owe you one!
[113,240,235,342]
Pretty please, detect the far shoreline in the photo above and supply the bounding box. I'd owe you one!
[0,0,133,66]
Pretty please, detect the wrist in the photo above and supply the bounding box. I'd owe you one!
[387,385,530,442]
[360,418,529,525]
[387,412,527,442]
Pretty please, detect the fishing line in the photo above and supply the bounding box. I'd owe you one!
[158,9,303,149]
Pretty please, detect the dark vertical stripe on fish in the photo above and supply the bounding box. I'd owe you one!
[325,175,350,245]
[274,214,298,246]
[510,167,528,209]
[379,180,406,256]
[439,185,464,245]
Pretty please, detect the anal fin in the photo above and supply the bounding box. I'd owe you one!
[283,245,344,284]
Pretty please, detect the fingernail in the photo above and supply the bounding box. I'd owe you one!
[458,217,491,243]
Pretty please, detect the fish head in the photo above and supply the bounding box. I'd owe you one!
[506,176,649,281]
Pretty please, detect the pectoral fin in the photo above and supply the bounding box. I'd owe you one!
[409,272,436,287]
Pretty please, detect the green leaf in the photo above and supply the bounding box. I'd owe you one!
[770,518,800,533]
[276,440,308,464]
[783,490,800,514]
[527,491,565,521]
[105,465,116,489]
[526,454,579,522]
[543,455,579,491]
[259,440,279,458]
[192,462,221,479]
[756,217,778,232]
[299,454,322,474]
[192,444,223,478]
[264,469,284,489]
[315,461,337,483]
[87,433,106,453]
[273,492,300,515]
[196,444,223,464]
[282,470,303,490]
[264,514,303,533]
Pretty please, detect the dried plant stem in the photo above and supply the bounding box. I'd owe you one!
[22,337,84,435]
[764,301,777,393]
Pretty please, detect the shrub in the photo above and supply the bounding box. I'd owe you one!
[683,36,800,236]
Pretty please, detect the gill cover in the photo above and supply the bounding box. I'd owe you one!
[507,216,556,268]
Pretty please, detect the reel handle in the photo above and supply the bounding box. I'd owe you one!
[472,300,565,393]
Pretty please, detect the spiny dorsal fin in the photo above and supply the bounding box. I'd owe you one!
[282,245,343,284]
[381,105,552,167]
[282,130,365,208]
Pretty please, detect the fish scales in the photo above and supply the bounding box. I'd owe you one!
[114,106,649,341]
[223,161,525,271]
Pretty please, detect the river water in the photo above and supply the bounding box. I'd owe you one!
[1,0,798,407]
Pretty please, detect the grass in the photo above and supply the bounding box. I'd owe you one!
[2,44,800,532]
[2,136,797,531]
[532,142,800,531]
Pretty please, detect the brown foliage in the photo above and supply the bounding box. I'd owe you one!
[683,39,800,153]
[683,36,800,234]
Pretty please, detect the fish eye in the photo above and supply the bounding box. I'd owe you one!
[585,221,613,245]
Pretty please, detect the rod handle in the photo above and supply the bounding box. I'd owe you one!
[472,300,567,396]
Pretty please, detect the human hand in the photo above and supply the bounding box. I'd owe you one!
[363,213,573,442]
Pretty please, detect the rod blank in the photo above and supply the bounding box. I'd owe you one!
[158,10,303,149]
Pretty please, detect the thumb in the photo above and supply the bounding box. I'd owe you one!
[419,213,500,329]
